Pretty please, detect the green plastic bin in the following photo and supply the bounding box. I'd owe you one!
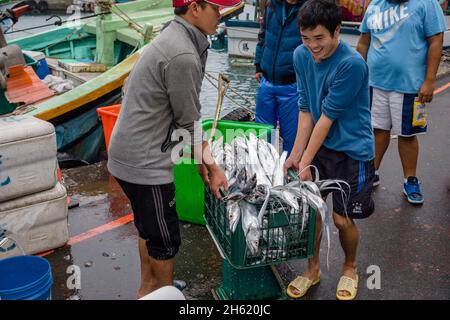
[217,260,284,300]
[205,187,316,269]
[173,119,273,225]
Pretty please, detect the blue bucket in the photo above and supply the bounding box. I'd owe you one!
[0,256,52,300]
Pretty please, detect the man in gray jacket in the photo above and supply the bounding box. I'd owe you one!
[107,0,240,298]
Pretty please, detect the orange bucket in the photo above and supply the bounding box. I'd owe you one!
[97,104,121,153]
[12,5,30,18]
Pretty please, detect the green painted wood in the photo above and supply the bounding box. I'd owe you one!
[85,8,174,32]
[111,0,172,13]
[115,28,143,47]
[9,27,92,53]
[95,6,116,67]
[29,50,141,117]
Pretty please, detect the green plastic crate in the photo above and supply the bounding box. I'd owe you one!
[205,187,316,269]
[217,260,285,300]
[173,119,273,225]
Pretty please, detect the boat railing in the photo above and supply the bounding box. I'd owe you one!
[341,21,361,28]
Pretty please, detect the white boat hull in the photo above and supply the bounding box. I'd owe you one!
[226,24,259,58]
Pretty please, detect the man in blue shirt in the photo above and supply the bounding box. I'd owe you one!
[357,0,446,205]
[254,0,304,154]
[284,0,375,300]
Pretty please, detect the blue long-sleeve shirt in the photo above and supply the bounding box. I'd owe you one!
[293,41,374,162]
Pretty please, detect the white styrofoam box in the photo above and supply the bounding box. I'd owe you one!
[0,115,58,203]
[0,182,68,258]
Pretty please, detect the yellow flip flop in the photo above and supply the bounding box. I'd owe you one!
[336,274,358,300]
[286,274,320,299]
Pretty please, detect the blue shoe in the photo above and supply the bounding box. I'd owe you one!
[173,279,186,291]
[373,173,380,187]
[403,176,424,204]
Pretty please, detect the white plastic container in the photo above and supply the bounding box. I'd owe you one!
[0,182,68,258]
[0,115,58,203]
[139,286,186,300]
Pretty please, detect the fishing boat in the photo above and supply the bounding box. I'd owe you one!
[0,0,175,165]
[0,0,244,166]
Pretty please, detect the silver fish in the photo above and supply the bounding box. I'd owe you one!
[246,184,269,205]
[240,200,260,255]
[267,141,280,161]
[223,168,247,201]
[270,185,299,210]
[227,200,240,233]
[257,139,276,184]
[223,143,235,181]
[272,151,287,187]
[233,137,247,172]
[246,133,272,186]
[210,136,224,168]
[242,173,257,195]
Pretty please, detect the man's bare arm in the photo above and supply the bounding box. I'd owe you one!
[418,33,444,103]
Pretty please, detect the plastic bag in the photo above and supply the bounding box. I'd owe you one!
[412,99,427,127]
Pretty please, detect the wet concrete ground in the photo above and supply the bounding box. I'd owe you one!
[50,163,223,300]
[47,75,450,300]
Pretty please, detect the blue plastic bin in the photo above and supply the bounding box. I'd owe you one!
[23,50,50,80]
[0,256,52,300]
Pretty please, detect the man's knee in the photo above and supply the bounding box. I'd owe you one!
[333,213,355,231]
[144,229,181,260]
[398,135,417,143]
[146,239,180,260]
[374,128,390,135]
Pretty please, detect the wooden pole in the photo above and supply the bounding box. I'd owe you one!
[209,74,230,143]
[0,26,7,48]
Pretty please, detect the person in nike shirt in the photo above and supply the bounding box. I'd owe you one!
[356,0,446,205]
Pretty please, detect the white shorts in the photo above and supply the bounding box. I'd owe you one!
[371,87,427,137]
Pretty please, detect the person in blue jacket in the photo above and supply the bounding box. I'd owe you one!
[254,0,304,154]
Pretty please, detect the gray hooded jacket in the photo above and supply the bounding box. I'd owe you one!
[107,16,209,185]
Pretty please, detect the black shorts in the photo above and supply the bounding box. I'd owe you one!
[115,177,180,260]
[312,146,375,219]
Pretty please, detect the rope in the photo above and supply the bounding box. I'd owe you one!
[206,69,256,79]
[3,2,152,36]
[108,0,166,38]
[128,37,141,56]
[95,0,113,12]
[4,11,110,34]
[111,3,144,35]
[204,72,256,114]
